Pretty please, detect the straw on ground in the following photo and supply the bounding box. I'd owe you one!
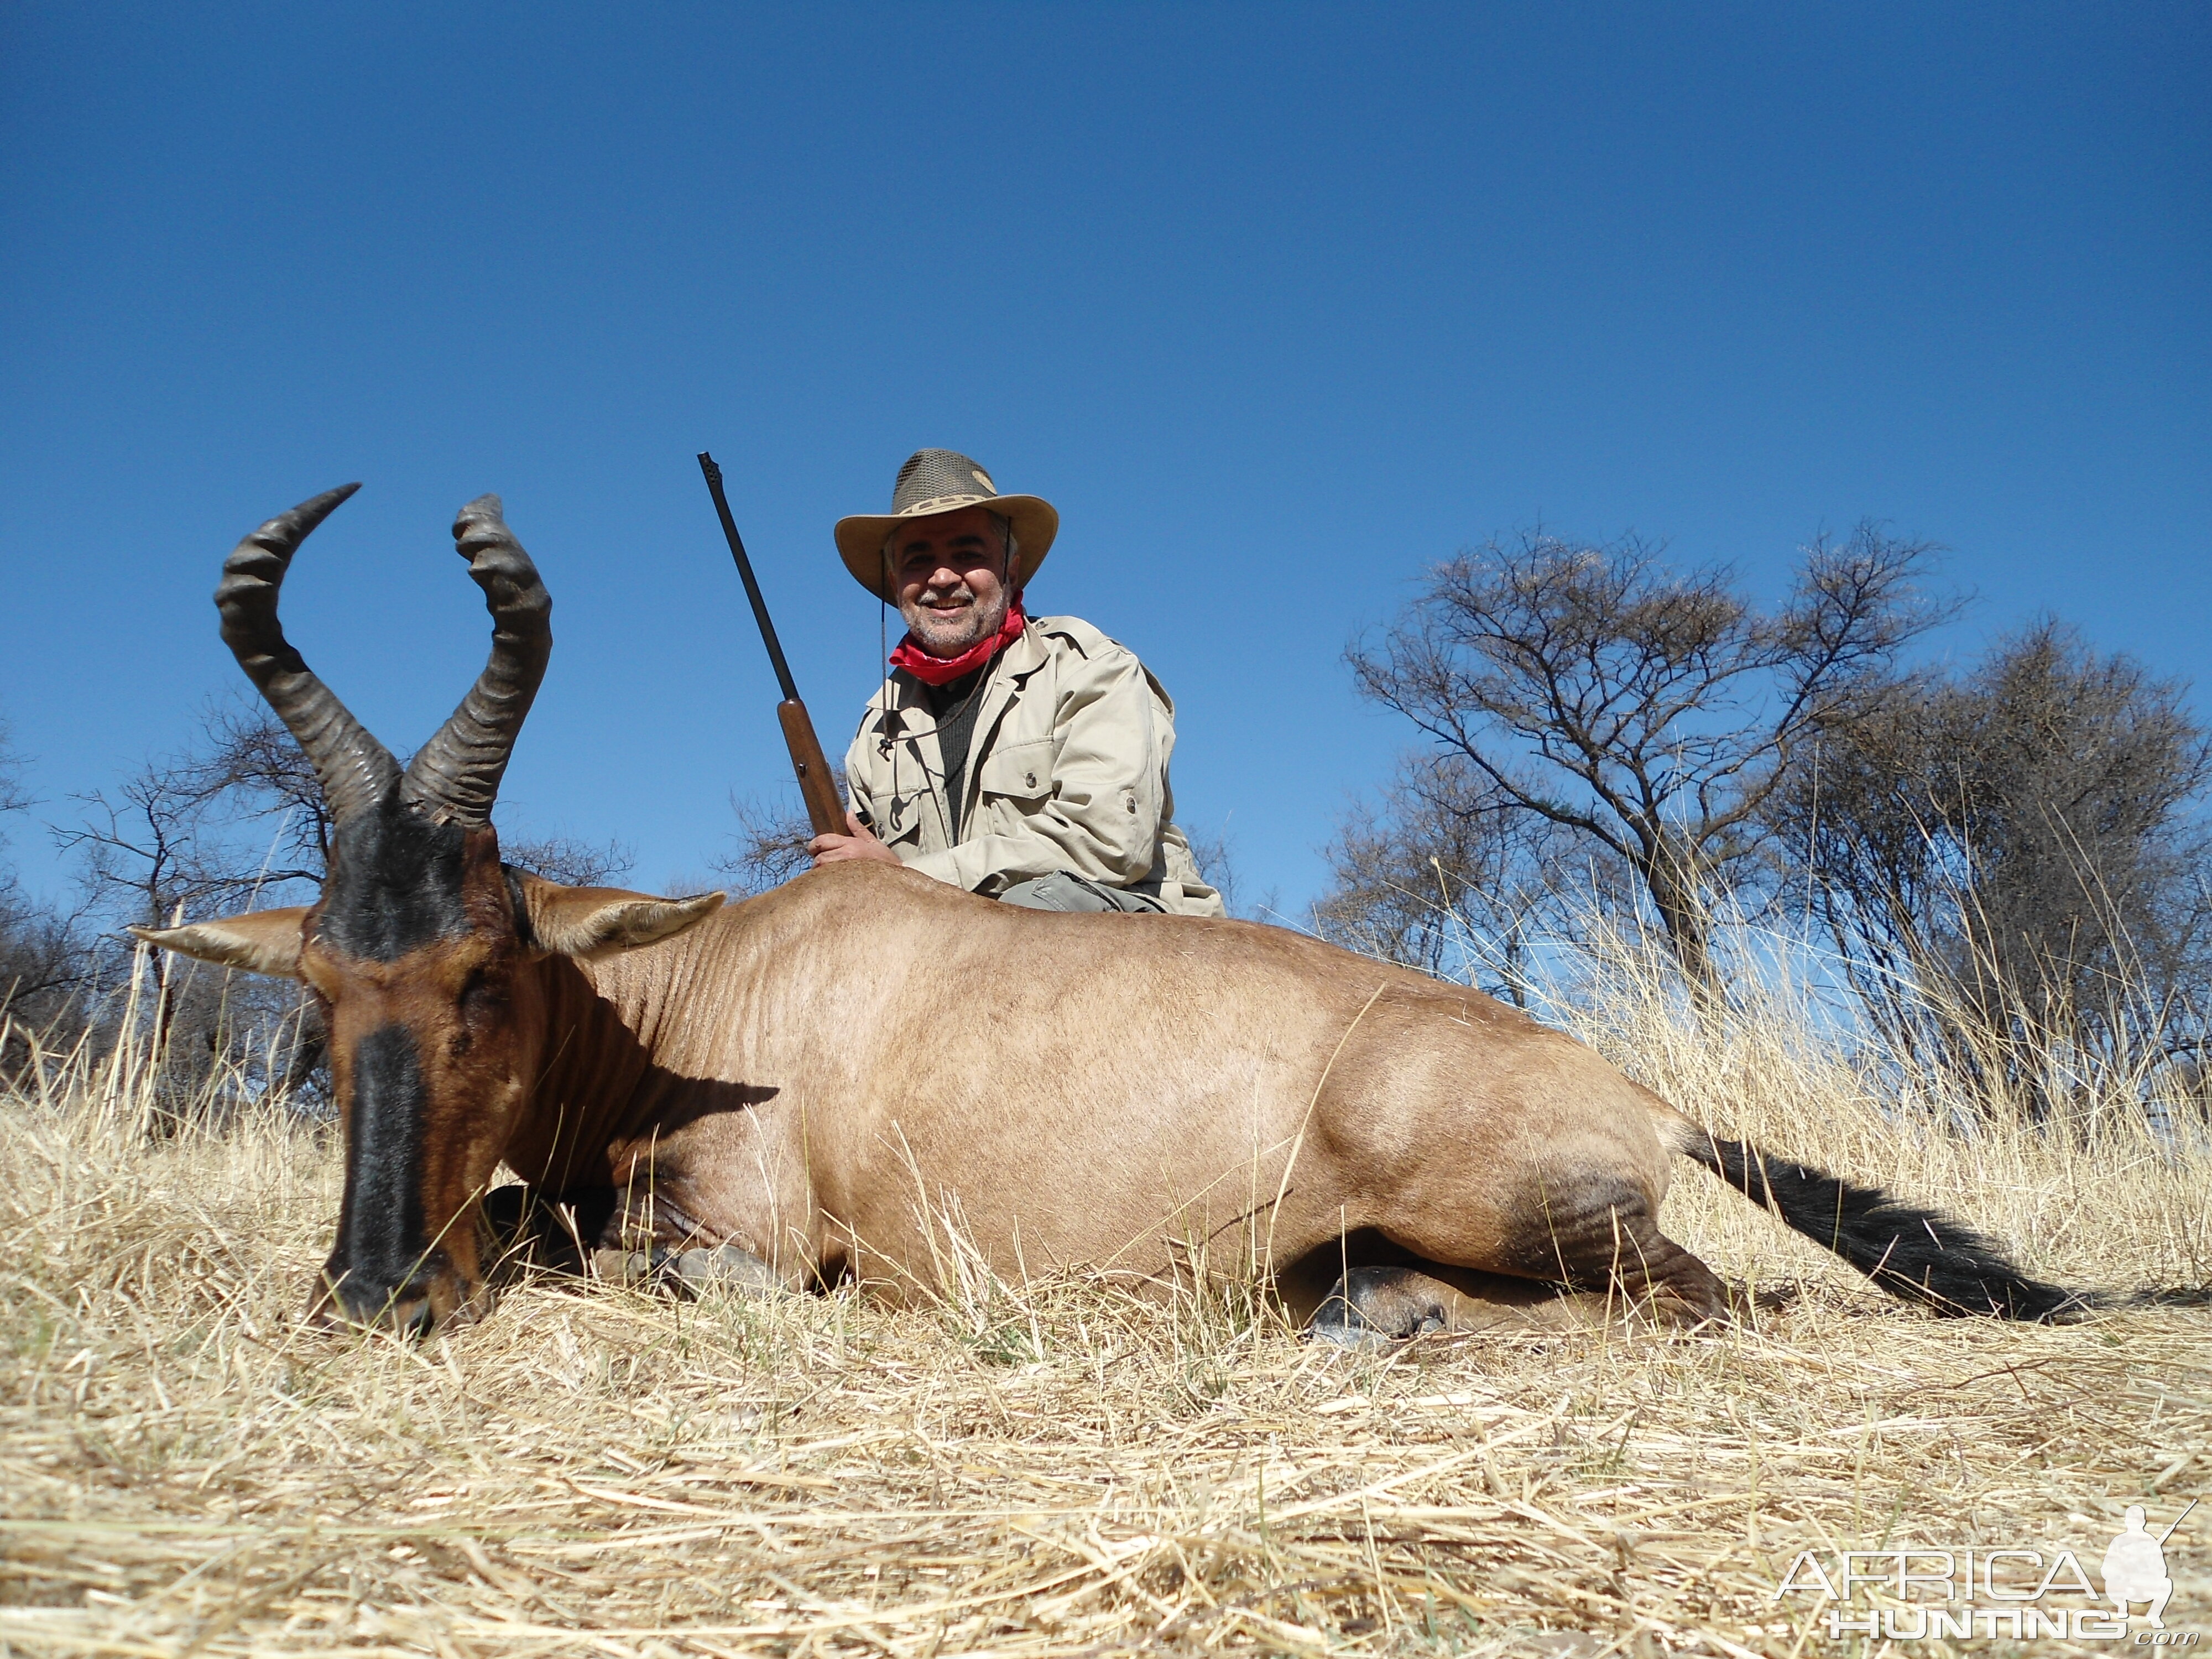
[3,933,2206,1657]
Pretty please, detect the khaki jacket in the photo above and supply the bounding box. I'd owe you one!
[843,615,1224,917]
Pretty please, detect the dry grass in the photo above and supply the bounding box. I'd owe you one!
[3,936,2209,1657]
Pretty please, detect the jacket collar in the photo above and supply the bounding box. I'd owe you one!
[962,619,1047,765]
[868,617,1049,733]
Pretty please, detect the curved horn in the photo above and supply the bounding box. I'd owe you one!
[399,495,552,829]
[215,483,400,826]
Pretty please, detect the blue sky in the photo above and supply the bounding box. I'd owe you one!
[3,3,2206,916]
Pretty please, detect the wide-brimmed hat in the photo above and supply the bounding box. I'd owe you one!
[835,450,1058,601]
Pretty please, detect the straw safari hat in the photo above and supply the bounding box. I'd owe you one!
[835,450,1059,602]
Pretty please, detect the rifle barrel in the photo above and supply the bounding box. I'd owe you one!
[697,452,800,703]
[698,451,846,837]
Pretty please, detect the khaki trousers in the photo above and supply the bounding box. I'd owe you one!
[997,872,1168,914]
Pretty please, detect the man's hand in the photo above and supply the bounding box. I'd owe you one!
[810,810,903,868]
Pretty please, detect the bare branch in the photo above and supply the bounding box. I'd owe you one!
[712,766,850,898]
[1343,528,1945,991]
[1762,618,2212,1113]
[502,834,637,888]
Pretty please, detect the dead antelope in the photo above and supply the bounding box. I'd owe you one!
[140,486,2078,1339]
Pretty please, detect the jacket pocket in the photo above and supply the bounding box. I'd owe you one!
[976,738,1054,804]
[872,791,927,845]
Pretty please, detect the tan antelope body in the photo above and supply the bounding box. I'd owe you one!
[143,488,2076,1339]
[500,859,1698,1324]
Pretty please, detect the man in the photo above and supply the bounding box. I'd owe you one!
[809,449,1223,917]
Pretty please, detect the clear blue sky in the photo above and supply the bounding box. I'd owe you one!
[4,3,2206,915]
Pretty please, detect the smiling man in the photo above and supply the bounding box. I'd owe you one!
[811,449,1222,916]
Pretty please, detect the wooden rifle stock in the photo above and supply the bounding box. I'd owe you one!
[776,698,846,839]
[698,451,847,838]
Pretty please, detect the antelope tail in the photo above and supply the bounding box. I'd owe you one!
[1670,1126,2082,1322]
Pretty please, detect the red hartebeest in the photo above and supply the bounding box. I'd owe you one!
[139,487,2077,1339]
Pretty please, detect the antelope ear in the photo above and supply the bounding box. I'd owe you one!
[514,875,726,961]
[130,907,309,978]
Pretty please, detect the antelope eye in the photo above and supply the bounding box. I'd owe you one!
[458,968,503,1019]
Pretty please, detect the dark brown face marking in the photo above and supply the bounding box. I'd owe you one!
[316,787,475,962]
[322,1022,438,1328]
[304,795,536,1332]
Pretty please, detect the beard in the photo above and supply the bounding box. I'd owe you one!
[899,585,1010,658]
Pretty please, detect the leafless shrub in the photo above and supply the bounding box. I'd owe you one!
[0,711,28,822]
[1347,524,1949,995]
[501,833,637,887]
[1765,619,2212,1118]
[1,711,97,1084]
[1316,752,1623,1001]
[1182,823,1279,922]
[712,766,849,897]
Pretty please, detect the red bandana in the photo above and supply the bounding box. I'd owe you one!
[889,596,1027,687]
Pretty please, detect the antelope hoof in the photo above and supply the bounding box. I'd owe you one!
[671,1244,780,1296]
[1306,1265,1449,1347]
[591,1244,780,1299]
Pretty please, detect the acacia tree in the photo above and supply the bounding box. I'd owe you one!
[1346,524,1948,993]
[1764,620,2212,1105]
[50,708,331,1105]
[711,774,843,898]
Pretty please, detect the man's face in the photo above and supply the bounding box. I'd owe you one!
[889,507,1010,659]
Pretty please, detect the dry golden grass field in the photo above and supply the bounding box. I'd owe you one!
[4,938,2209,1657]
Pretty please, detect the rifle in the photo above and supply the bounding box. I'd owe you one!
[696,452,846,837]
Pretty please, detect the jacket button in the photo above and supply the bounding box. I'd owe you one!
[1025,772,1036,788]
